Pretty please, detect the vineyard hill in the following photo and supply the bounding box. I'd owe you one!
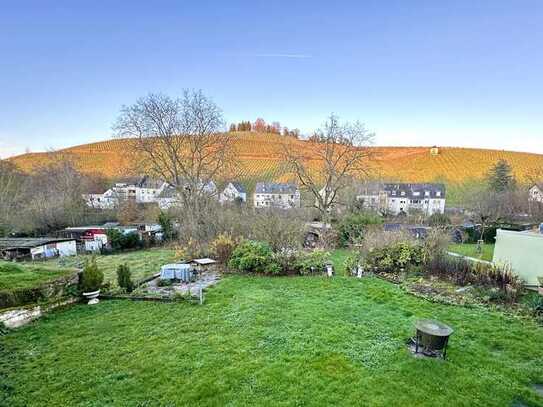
[8,132,543,184]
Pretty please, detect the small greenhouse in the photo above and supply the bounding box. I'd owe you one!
[159,263,195,283]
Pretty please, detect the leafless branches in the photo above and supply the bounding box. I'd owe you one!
[282,114,374,216]
[113,90,236,208]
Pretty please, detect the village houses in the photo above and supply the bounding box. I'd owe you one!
[219,182,247,204]
[528,183,543,203]
[84,176,168,209]
[253,182,301,209]
[357,183,446,215]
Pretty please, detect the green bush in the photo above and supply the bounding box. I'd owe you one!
[228,240,280,274]
[116,263,134,293]
[337,213,383,247]
[343,252,363,275]
[363,242,425,273]
[158,211,176,241]
[294,250,330,275]
[80,257,104,293]
[107,229,142,252]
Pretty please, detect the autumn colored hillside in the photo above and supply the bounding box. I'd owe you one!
[8,132,543,185]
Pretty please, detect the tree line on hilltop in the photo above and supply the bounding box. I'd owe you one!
[229,118,301,138]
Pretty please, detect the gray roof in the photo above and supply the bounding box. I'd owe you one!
[0,237,75,250]
[229,182,246,193]
[157,186,177,198]
[384,183,446,199]
[255,182,298,194]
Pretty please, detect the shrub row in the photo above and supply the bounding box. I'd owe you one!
[228,240,330,275]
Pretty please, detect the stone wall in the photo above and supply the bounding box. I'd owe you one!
[0,271,80,309]
[0,298,78,329]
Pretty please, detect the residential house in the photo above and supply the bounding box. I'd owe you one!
[529,184,543,203]
[156,186,180,210]
[358,183,446,215]
[254,182,301,209]
[219,182,247,204]
[157,180,218,209]
[84,176,168,209]
[0,238,77,260]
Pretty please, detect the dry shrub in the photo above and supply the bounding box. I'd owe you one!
[210,233,238,264]
[426,256,523,303]
[174,238,208,261]
[360,229,415,254]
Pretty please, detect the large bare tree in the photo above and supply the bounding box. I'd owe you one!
[0,160,23,234]
[282,114,374,216]
[113,90,235,208]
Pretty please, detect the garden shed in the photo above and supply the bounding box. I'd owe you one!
[0,238,77,260]
[493,228,543,286]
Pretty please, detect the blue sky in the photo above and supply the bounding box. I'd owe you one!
[1,0,542,157]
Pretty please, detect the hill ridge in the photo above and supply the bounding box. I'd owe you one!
[8,132,543,184]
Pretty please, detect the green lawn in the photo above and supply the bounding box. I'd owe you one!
[448,243,495,262]
[2,274,543,406]
[0,262,75,291]
[38,248,177,287]
[329,248,351,275]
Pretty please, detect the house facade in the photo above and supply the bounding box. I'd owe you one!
[529,184,543,203]
[357,183,446,215]
[85,177,218,210]
[254,182,301,209]
[85,177,168,209]
[219,182,247,204]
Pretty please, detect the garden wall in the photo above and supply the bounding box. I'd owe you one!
[0,271,80,309]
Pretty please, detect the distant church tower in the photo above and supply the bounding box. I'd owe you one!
[430,146,439,156]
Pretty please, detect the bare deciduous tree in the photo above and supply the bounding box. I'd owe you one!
[113,90,235,208]
[282,114,374,216]
[18,154,96,234]
[0,160,23,233]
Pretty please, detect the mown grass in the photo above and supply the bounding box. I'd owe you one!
[0,262,74,291]
[448,243,495,262]
[39,248,177,287]
[1,274,543,406]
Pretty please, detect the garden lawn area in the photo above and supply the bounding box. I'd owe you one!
[329,248,351,275]
[448,243,495,262]
[38,248,177,287]
[2,275,543,406]
[0,262,75,292]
